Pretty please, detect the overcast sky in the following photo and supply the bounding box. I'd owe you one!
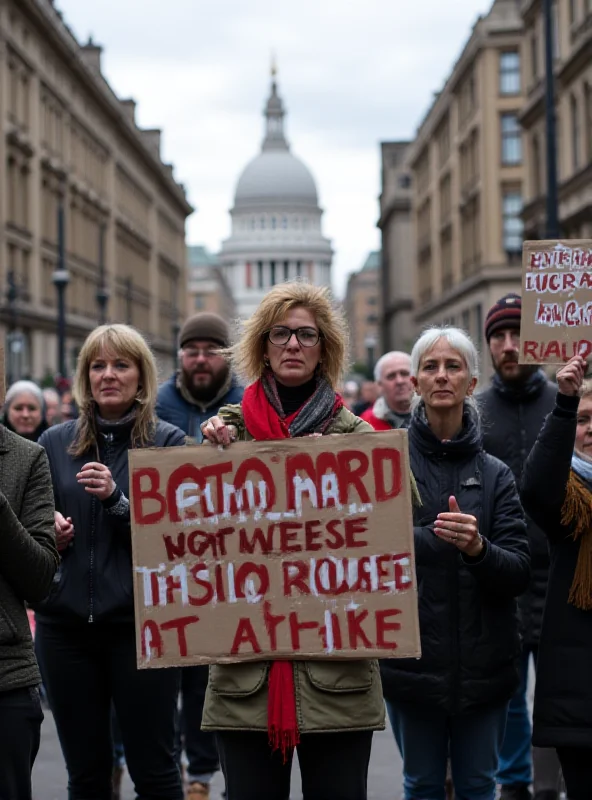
[56,0,493,297]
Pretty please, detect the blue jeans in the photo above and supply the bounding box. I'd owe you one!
[387,699,508,800]
[497,645,533,786]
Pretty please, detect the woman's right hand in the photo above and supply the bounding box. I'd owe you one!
[200,416,237,446]
[55,511,74,551]
[557,355,586,396]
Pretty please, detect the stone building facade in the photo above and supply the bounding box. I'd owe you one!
[344,251,381,371]
[187,245,237,322]
[406,0,526,373]
[377,141,414,353]
[521,0,592,240]
[0,0,192,383]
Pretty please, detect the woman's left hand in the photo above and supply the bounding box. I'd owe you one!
[77,462,116,500]
[434,495,484,557]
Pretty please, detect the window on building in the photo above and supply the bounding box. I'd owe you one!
[270,260,276,286]
[502,190,524,255]
[572,94,581,171]
[282,216,288,229]
[585,83,592,162]
[296,261,302,277]
[257,260,264,289]
[283,260,290,281]
[530,31,539,82]
[194,295,204,310]
[271,217,277,229]
[260,217,265,230]
[398,174,411,188]
[367,296,378,306]
[532,134,543,196]
[245,261,252,288]
[570,0,577,25]
[499,51,520,95]
[501,114,522,164]
[474,304,483,354]
[461,309,471,335]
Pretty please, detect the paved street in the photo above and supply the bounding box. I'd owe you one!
[33,711,404,800]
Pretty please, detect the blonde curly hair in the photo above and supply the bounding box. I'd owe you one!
[230,282,348,389]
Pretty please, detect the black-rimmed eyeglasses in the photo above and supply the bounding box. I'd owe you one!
[267,326,321,347]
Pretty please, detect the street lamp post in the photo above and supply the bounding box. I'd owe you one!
[5,270,19,385]
[364,335,377,378]
[52,199,70,379]
[543,0,560,238]
[96,222,109,325]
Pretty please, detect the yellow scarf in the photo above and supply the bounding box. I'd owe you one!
[561,472,592,610]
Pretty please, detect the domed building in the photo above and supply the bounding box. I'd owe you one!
[220,69,332,319]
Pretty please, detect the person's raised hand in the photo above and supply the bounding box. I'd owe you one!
[200,416,237,446]
[556,355,586,397]
[435,495,483,557]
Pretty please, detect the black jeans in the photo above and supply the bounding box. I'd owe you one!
[216,730,373,800]
[180,666,219,781]
[0,685,43,800]
[36,620,182,800]
[556,747,592,800]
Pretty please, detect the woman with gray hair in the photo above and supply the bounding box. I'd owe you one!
[380,326,529,800]
[3,380,48,442]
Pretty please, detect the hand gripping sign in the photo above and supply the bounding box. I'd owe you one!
[129,430,421,668]
[520,239,592,364]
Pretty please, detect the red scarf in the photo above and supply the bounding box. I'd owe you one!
[242,378,342,760]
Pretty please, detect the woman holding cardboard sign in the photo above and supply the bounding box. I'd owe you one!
[380,327,529,800]
[519,355,592,799]
[34,324,186,800]
[200,282,386,800]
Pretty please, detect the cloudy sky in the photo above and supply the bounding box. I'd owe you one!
[56,0,493,297]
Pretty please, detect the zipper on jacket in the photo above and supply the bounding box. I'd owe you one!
[88,431,115,623]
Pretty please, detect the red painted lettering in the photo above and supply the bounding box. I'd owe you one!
[347,609,372,649]
[337,450,371,505]
[345,516,369,548]
[523,341,538,360]
[279,522,302,553]
[304,520,323,551]
[283,560,310,596]
[234,458,276,511]
[188,563,214,606]
[230,618,262,655]
[325,519,345,549]
[285,454,317,510]
[163,532,185,561]
[373,448,402,502]
[289,611,319,650]
[160,615,200,657]
[132,468,166,525]
[167,465,205,522]
[263,601,286,651]
[234,562,270,600]
[141,620,163,658]
[239,525,275,555]
[375,609,402,649]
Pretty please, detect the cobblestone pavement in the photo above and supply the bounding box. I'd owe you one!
[33,710,404,799]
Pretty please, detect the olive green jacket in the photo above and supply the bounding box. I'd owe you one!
[202,404,386,733]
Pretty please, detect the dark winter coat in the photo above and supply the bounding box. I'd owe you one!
[477,370,557,646]
[380,405,530,714]
[521,392,592,749]
[156,374,243,440]
[0,425,58,692]
[36,416,185,624]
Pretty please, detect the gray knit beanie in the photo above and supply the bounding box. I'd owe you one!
[179,312,230,349]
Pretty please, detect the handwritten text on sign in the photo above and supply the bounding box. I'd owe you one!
[520,239,592,364]
[129,431,420,668]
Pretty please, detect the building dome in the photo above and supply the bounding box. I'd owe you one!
[234,151,318,207]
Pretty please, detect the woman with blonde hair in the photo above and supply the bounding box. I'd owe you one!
[34,324,186,800]
[200,282,385,800]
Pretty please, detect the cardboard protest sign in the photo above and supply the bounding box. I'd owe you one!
[129,430,420,668]
[520,239,592,364]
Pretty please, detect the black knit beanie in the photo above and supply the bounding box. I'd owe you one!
[179,313,230,348]
[485,293,522,341]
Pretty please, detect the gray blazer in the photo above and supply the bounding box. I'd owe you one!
[0,424,58,693]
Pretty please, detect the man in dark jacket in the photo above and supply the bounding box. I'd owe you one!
[156,312,243,799]
[477,293,560,800]
[0,424,59,799]
[156,312,243,441]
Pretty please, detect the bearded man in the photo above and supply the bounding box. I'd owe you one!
[157,312,243,441]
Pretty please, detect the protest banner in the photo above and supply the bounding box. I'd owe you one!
[129,430,420,668]
[520,239,592,364]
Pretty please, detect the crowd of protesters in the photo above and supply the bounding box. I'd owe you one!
[1,283,591,800]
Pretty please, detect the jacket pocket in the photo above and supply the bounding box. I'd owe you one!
[209,662,268,697]
[305,660,373,693]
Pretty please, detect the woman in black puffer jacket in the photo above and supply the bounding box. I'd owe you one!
[520,355,592,800]
[380,326,529,800]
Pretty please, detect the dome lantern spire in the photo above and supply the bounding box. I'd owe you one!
[262,60,289,153]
